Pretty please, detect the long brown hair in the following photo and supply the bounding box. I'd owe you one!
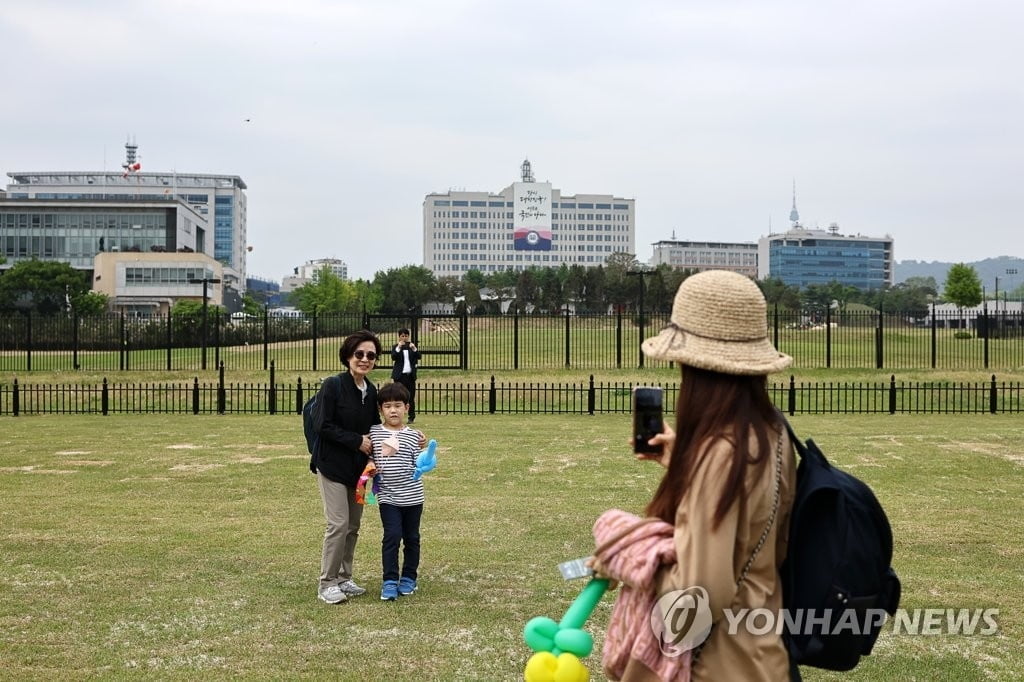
[645,365,778,528]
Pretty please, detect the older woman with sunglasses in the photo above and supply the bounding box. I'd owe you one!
[312,330,383,604]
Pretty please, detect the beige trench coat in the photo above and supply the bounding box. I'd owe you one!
[611,425,797,682]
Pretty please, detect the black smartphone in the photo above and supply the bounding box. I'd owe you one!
[633,386,664,454]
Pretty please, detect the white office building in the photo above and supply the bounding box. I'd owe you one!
[281,258,349,292]
[650,238,758,277]
[6,138,248,292]
[423,160,636,276]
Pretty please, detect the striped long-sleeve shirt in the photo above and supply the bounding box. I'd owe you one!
[369,424,425,506]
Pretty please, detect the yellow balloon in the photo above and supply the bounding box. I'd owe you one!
[524,651,589,682]
[524,651,557,682]
[554,652,589,682]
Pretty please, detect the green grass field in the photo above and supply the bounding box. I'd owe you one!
[1,413,1021,680]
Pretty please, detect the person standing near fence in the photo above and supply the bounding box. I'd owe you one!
[390,327,421,423]
[312,330,382,604]
[589,270,800,680]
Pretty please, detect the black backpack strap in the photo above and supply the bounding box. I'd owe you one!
[776,410,808,461]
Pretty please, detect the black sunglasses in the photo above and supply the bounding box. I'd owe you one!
[352,350,377,361]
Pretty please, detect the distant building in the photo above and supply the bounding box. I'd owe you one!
[758,225,894,290]
[756,187,893,289]
[246,276,282,307]
[92,251,223,316]
[6,137,248,293]
[423,159,636,276]
[650,238,758,277]
[282,257,348,293]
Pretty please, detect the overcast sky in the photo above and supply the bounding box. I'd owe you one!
[2,0,1021,282]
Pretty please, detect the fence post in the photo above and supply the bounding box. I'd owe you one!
[102,377,109,416]
[12,378,19,416]
[460,307,469,370]
[263,304,270,371]
[217,361,226,414]
[269,359,277,415]
[982,304,989,369]
[166,311,173,371]
[192,377,199,414]
[489,375,496,414]
[119,312,126,371]
[214,312,221,369]
[773,304,779,352]
[312,307,319,371]
[616,309,622,369]
[296,376,304,414]
[72,311,80,370]
[825,305,832,369]
[930,303,937,369]
[513,311,519,370]
[564,309,571,368]
[588,374,595,415]
[889,375,897,414]
[875,303,884,369]
[787,375,795,415]
[990,374,997,414]
[26,313,32,372]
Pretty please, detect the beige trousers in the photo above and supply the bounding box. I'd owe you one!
[317,473,364,589]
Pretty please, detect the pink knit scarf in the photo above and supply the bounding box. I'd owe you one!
[593,509,691,682]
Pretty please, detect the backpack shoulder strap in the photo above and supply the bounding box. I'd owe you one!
[777,410,808,461]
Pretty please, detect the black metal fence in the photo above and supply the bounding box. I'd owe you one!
[2,366,1020,416]
[1,306,1022,372]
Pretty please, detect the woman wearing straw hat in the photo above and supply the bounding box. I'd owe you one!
[593,270,800,681]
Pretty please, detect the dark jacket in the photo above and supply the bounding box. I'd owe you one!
[314,372,380,486]
[390,342,422,380]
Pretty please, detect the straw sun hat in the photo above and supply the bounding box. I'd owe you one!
[641,270,792,375]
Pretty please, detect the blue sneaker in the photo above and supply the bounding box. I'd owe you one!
[398,577,417,596]
[380,580,398,601]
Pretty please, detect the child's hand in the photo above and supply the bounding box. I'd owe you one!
[414,430,427,449]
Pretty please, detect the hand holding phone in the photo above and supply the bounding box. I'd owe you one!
[633,386,664,454]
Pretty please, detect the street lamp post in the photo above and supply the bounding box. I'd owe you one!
[188,277,221,370]
[626,269,654,368]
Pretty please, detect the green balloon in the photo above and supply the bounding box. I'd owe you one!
[554,627,594,658]
[523,616,559,652]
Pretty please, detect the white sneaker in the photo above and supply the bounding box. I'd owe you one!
[338,579,366,596]
[318,585,347,604]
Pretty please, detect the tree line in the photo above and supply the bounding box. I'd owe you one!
[0,255,1001,317]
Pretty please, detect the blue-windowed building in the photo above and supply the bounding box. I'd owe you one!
[6,140,247,292]
[757,225,894,290]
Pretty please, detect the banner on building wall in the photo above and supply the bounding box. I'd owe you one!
[513,182,552,250]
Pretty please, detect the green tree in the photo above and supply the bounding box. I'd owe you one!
[943,263,982,330]
[0,259,93,314]
[373,265,436,312]
[291,267,365,314]
[486,269,517,314]
[943,264,982,309]
[240,292,262,317]
[758,277,801,310]
[72,291,111,316]
[514,268,540,312]
[604,252,641,311]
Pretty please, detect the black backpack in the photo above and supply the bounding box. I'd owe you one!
[304,375,340,472]
[781,421,902,671]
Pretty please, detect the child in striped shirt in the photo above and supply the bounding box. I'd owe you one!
[369,382,427,601]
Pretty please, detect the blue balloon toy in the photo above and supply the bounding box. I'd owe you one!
[413,439,437,481]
